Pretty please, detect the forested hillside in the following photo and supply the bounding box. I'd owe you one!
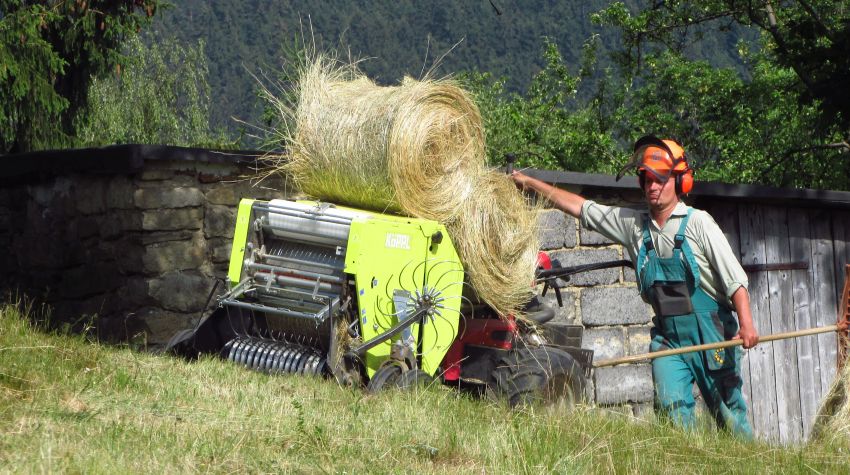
[151,0,752,132]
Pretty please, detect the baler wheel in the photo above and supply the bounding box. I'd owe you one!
[367,363,404,393]
[394,369,434,390]
[490,346,586,408]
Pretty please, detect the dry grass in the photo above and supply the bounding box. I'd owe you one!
[260,56,539,317]
[812,359,850,447]
[448,172,540,315]
[4,301,850,474]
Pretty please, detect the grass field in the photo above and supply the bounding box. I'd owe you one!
[1,300,847,474]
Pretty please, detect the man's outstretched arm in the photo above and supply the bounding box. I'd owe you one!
[511,170,586,218]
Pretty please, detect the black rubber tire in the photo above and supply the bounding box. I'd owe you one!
[490,345,586,408]
[366,363,404,393]
[393,369,435,390]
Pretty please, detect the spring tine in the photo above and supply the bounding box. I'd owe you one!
[302,354,318,375]
[294,348,310,374]
[280,347,295,373]
[264,345,283,373]
[241,339,259,367]
[289,348,307,374]
[261,341,279,370]
[270,345,288,374]
[247,340,265,368]
[254,340,274,369]
[285,347,303,373]
[232,338,249,365]
[236,339,250,366]
[297,350,316,374]
[246,339,264,367]
[306,353,321,374]
[277,347,294,373]
[313,356,327,376]
[259,342,277,371]
[226,338,241,362]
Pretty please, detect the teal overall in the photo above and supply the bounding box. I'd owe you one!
[638,209,753,438]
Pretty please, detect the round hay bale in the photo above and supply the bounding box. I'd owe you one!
[269,57,539,317]
[447,172,540,316]
[285,59,485,220]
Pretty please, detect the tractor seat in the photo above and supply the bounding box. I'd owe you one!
[523,295,556,325]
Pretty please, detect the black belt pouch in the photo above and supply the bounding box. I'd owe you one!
[650,281,694,317]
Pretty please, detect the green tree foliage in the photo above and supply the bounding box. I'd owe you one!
[464,38,620,173]
[152,0,751,136]
[469,1,849,190]
[0,0,159,153]
[75,35,234,148]
[593,0,850,189]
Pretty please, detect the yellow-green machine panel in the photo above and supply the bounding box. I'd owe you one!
[344,213,464,378]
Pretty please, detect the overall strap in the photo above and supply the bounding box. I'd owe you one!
[674,208,701,287]
[636,216,655,290]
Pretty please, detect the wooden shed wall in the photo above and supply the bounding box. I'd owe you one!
[703,200,849,443]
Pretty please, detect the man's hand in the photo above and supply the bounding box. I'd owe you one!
[510,170,533,191]
[734,324,759,349]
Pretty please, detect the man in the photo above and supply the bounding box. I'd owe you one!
[511,136,758,437]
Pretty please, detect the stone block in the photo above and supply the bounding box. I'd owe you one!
[140,230,196,245]
[538,210,576,250]
[209,238,233,264]
[580,227,614,245]
[627,326,652,355]
[624,266,637,283]
[142,236,206,274]
[28,177,72,208]
[142,208,203,231]
[204,204,236,239]
[75,179,106,215]
[71,216,101,240]
[137,169,197,187]
[582,327,625,361]
[131,307,197,346]
[58,264,123,299]
[148,270,214,313]
[113,277,152,310]
[538,288,576,323]
[594,364,653,404]
[139,168,174,181]
[204,181,278,205]
[547,249,620,286]
[106,177,135,209]
[100,210,143,239]
[581,287,652,326]
[134,187,204,209]
[0,208,10,230]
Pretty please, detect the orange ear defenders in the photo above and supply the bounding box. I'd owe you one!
[634,135,694,195]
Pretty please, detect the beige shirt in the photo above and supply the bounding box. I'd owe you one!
[580,200,748,308]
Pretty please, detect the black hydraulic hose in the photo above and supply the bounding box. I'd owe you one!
[535,259,633,283]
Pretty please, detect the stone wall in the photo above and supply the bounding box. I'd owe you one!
[0,146,288,346]
[536,193,655,413]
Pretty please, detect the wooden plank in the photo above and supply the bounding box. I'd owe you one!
[834,211,850,369]
[834,211,850,314]
[810,211,838,400]
[787,208,821,438]
[706,201,754,430]
[738,203,780,440]
[763,205,802,443]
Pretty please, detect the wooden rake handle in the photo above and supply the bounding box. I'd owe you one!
[593,324,843,368]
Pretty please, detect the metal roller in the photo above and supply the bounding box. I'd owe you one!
[224,337,325,376]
